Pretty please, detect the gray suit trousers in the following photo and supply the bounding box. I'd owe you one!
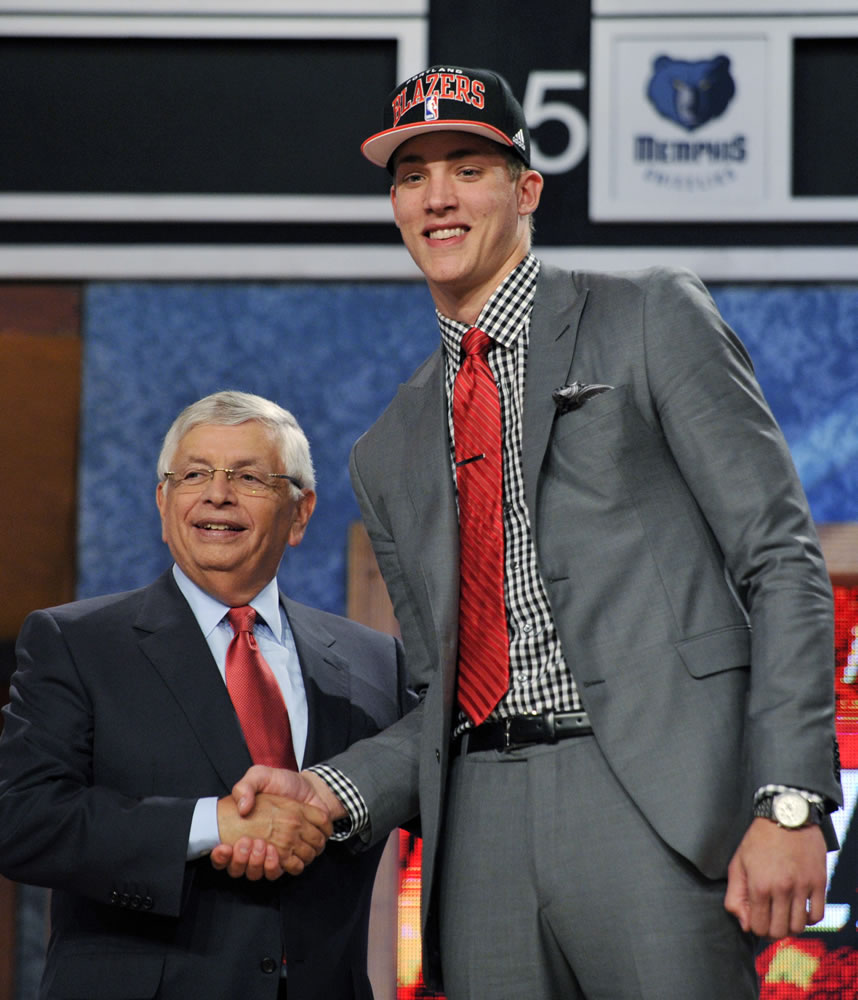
[438,737,759,1000]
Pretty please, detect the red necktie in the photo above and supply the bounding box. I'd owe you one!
[225,606,298,770]
[453,326,510,724]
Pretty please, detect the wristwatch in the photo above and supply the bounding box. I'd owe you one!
[754,791,823,829]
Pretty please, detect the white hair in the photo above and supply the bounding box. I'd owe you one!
[157,390,315,495]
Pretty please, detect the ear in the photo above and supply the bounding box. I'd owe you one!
[516,168,544,219]
[287,489,317,548]
[155,481,169,543]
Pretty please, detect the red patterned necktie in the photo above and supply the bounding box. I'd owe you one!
[453,326,510,724]
[225,606,298,770]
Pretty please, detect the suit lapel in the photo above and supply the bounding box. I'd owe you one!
[135,572,251,789]
[399,348,455,527]
[397,351,460,706]
[388,273,588,697]
[282,596,352,766]
[522,265,589,527]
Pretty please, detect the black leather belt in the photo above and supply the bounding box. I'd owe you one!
[454,710,593,755]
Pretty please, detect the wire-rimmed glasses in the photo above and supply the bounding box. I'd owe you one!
[162,467,303,497]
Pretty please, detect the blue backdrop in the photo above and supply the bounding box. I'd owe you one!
[78,280,858,610]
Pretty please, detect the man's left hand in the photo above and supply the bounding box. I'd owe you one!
[724,816,828,938]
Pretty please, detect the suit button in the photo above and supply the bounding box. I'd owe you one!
[130,895,142,909]
[435,748,440,762]
[109,891,119,906]
[260,957,278,975]
[142,897,154,910]
[119,893,130,908]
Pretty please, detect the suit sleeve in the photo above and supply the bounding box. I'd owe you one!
[310,447,426,845]
[641,268,839,805]
[349,440,441,700]
[0,609,196,916]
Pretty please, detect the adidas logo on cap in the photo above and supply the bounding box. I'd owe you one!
[511,129,526,152]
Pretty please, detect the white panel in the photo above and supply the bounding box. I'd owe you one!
[590,16,858,221]
[0,195,393,223]
[0,14,426,40]
[595,1,858,14]
[2,244,858,282]
[0,1,427,12]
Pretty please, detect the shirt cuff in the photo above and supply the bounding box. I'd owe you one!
[754,785,824,806]
[187,796,221,859]
[307,764,371,841]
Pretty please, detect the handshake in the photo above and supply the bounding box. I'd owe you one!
[213,766,347,880]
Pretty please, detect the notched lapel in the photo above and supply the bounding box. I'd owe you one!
[399,351,452,522]
[522,271,589,523]
[397,354,459,675]
[284,600,352,766]
[135,574,251,789]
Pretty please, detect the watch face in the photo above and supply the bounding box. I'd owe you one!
[773,792,810,828]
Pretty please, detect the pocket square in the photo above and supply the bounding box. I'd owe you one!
[552,381,614,414]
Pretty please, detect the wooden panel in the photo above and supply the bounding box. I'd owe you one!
[347,521,400,638]
[0,330,81,639]
[0,286,80,999]
[0,285,79,337]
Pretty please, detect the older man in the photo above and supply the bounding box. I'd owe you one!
[0,390,409,1000]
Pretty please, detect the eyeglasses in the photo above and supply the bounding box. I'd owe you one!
[162,467,303,497]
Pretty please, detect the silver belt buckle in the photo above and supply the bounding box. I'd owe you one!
[502,717,513,751]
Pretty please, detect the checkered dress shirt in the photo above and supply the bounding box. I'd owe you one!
[437,253,582,735]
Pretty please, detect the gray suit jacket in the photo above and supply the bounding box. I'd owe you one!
[0,570,410,1000]
[332,263,842,986]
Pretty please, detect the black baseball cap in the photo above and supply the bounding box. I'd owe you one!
[361,65,531,172]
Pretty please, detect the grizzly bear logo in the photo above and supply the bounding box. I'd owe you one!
[646,54,736,132]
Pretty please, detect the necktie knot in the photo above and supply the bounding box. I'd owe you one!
[227,606,256,635]
[462,326,491,359]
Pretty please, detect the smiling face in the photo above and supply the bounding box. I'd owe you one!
[390,131,543,323]
[156,421,316,606]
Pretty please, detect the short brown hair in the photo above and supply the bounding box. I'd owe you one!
[499,147,537,239]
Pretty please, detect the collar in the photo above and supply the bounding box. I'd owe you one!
[438,252,540,360]
[171,564,283,640]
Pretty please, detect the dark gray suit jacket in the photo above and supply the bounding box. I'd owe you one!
[0,570,409,1000]
[332,263,842,987]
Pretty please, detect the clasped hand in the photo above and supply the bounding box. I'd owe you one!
[213,767,342,880]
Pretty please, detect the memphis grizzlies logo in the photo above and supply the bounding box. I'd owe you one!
[646,55,736,132]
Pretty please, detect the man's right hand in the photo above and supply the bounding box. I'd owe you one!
[212,767,345,880]
[214,791,332,878]
[232,765,346,820]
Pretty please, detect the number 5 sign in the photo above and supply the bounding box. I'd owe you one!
[522,70,589,175]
